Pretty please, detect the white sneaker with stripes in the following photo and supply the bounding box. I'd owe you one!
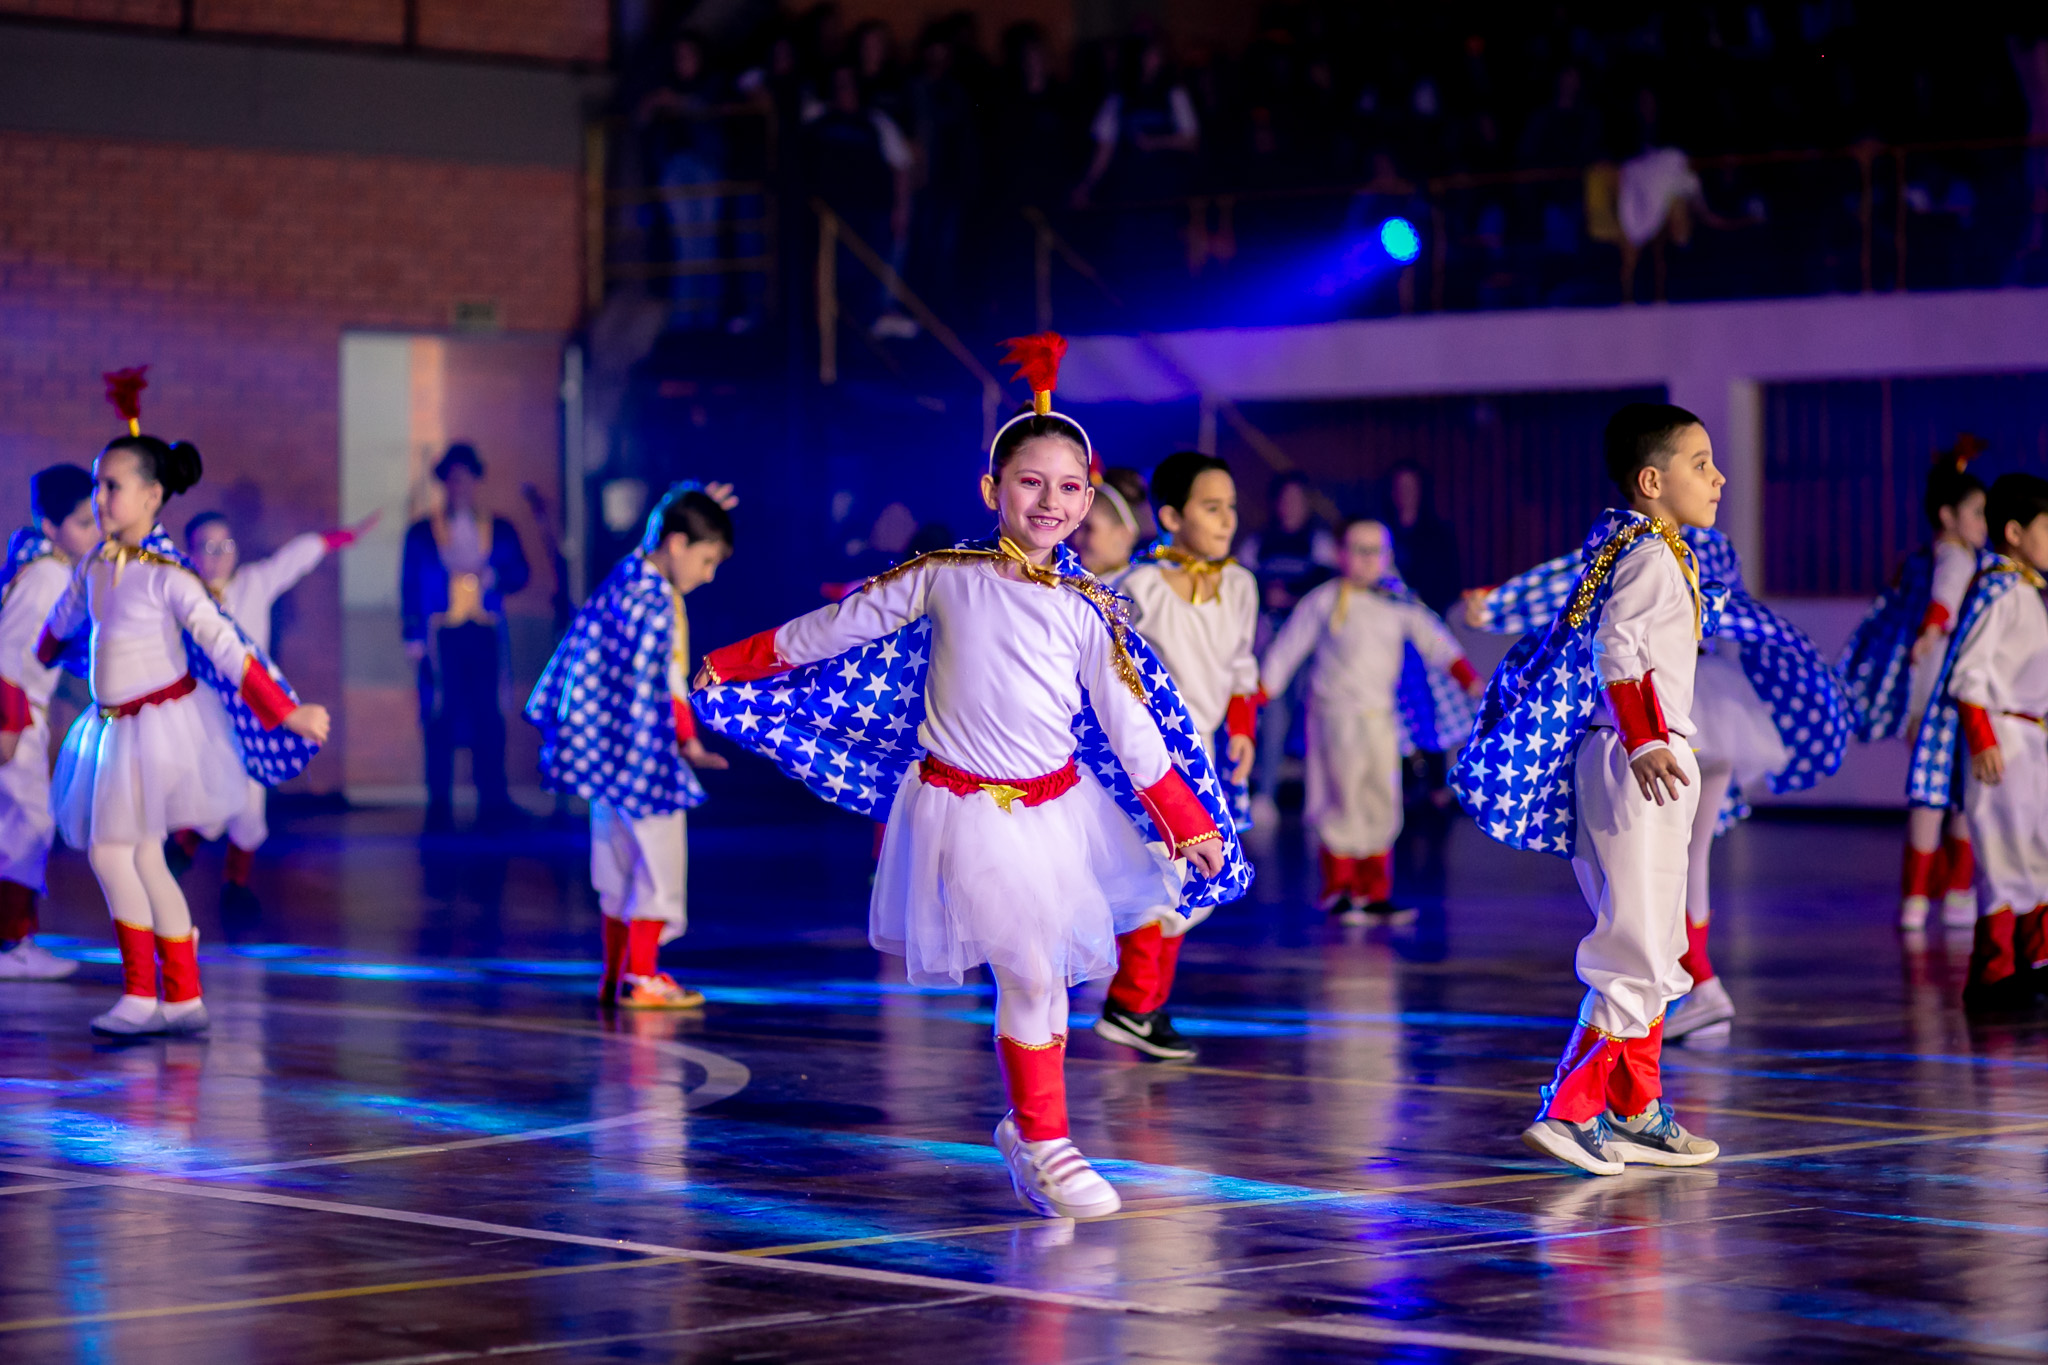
[994,1114,1122,1219]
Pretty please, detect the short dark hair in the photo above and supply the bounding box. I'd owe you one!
[642,485,733,552]
[1150,451,1231,514]
[185,510,229,545]
[102,434,204,497]
[990,413,1090,476]
[434,443,484,482]
[1985,473,2048,552]
[1100,465,1148,511]
[1924,442,1987,527]
[30,464,92,527]
[1603,402,1704,496]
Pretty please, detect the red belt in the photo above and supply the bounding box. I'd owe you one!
[100,675,197,721]
[919,754,1078,813]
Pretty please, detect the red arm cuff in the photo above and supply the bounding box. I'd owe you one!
[1225,692,1261,743]
[701,628,788,685]
[1921,602,1953,634]
[0,680,30,735]
[672,696,698,744]
[1606,673,1670,755]
[322,527,358,551]
[33,626,66,668]
[1137,768,1221,857]
[239,658,297,729]
[1959,702,1999,756]
[1450,657,1479,690]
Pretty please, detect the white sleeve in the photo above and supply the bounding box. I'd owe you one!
[40,564,88,648]
[1592,543,1668,685]
[1082,621,1172,789]
[1091,96,1120,147]
[1227,571,1261,697]
[1947,592,2010,711]
[1403,601,1466,672]
[872,113,913,171]
[1169,86,1199,140]
[775,563,931,667]
[166,569,253,682]
[1260,584,1332,696]
[1931,547,1976,622]
[230,533,329,619]
[0,564,62,696]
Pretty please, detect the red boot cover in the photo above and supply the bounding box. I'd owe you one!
[1606,1018,1666,1119]
[114,920,157,998]
[1679,915,1714,985]
[1944,837,1977,895]
[1542,1023,1619,1124]
[1318,849,1355,904]
[600,917,629,992]
[2018,906,2048,973]
[1353,852,1392,904]
[625,918,663,978]
[157,934,201,1003]
[172,829,202,859]
[1153,929,1186,1010]
[1901,846,1939,900]
[223,844,255,887]
[0,879,36,942]
[997,1035,1069,1141]
[1968,908,2018,988]
[1106,923,1165,1014]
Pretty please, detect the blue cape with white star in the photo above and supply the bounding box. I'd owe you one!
[1906,550,2018,810]
[526,551,705,818]
[1452,511,1728,859]
[692,539,1252,915]
[1380,579,1478,755]
[1836,546,1934,742]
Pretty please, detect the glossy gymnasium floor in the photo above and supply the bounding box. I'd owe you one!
[3,789,2047,1365]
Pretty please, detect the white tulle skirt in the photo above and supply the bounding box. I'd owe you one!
[1692,651,1790,792]
[53,685,250,850]
[870,762,1182,988]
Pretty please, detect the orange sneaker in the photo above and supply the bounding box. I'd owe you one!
[617,972,705,1010]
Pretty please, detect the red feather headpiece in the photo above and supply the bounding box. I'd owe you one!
[999,333,1067,415]
[1950,432,1987,471]
[104,366,148,437]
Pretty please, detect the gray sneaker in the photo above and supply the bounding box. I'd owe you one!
[1605,1099,1719,1166]
[1521,1113,1624,1176]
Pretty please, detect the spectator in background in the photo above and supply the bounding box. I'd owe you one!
[1382,462,1461,614]
[402,445,531,833]
[1073,35,1200,209]
[637,30,729,325]
[803,64,916,338]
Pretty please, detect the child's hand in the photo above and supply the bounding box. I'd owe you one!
[691,661,717,692]
[1629,747,1690,805]
[702,482,739,511]
[1226,733,1255,786]
[1973,745,2005,786]
[1184,837,1226,878]
[1462,588,1491,629]
[1911,628,1944,666]
[283,703,331,745]
[682,736,728,770]
[1465,674,1487,700]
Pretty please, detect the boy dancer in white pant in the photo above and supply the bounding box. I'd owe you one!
[1453,403,1724,1175]
[527,482,735,1009]
[0,466,100,979]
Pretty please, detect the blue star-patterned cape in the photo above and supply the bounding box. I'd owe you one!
[1836,546,1934,742]
[1451,511,1728,859]
[0,529,87,675]
[692,539,1252,916]
[1381,579,1479,754]
[1906,550,2027,810]
[526,551,705,819]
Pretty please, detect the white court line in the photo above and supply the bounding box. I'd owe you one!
[1270,1318,1734,1364]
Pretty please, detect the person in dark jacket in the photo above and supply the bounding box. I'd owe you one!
[402,444,530,831]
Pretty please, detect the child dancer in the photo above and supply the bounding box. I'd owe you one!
[527,482,735,1010]
[1094,451,1258,1062]
[1839,443,1987,928]
[44,370,329,1035]
[0,465,99,980]
[1907,473,2048,1012]
[1265,518,1481,920]
[693,334,1245,1218]
[1454,403,1723,1175]
[1072,465,1144,580]
[171,507,376,898]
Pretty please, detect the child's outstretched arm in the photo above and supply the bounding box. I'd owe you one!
[698,562,933,688]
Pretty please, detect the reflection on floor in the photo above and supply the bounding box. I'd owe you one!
[1,801,2042,1364]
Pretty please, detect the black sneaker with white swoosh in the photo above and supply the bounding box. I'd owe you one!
[1092,1003,1199,1061]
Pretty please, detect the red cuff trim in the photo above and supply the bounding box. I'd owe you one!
[1225,693,1260,742]
[1960,702,1999,756]
[239,658,296,729]
[1921,602,1953,633]
[1606,673,1670,753]
[33,627,66,668]
[1450,657,1479,690]
[701,629,788,685]
[1137,768,1220,857]
[322,527,357,551]
[0,680,29,735]
[672,696,697,744]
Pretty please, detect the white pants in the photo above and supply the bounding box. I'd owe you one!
[0,719,53,892]
[1571,730,1699,1038]
[1963,716,2048,917]
[227,778,268,851]
[591,800,686,944]
[1305,707,1402,858]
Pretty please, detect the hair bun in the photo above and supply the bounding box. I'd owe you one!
[161,440,203,496]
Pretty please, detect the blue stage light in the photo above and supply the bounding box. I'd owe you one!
[1380,216,1422,263]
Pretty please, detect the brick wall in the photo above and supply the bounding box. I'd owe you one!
[0,129,581,793]
[0,0,176,21]
[193,0,403,45]
[418,0,606,63]
[0,0,607,62]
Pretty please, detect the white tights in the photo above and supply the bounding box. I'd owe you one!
[992,967,1070,1046]
[1906,804,1968,854]
[1686,760,1733,928]
[88,840,193,938]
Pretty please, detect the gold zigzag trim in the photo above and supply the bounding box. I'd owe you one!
[1562,517,1701,639]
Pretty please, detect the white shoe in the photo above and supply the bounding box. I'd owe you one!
[91,994,166,1036]
[1899,895,1931,931]
[1664,976,1736,1042]
[1942,889,1978,927]
[161,998,209,1035]
[994,1114,1121,1219]
[1604,1100,1720,1166]
[0,937,78,980]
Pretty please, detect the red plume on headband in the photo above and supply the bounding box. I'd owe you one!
[104,366,148,436]
[999,333,1067,415]
[1951,432,1987,470]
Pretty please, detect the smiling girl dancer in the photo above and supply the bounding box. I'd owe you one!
[693,334,1245,1218]
[42,370,330,1036]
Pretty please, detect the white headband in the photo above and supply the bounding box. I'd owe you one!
[988,407,1094,471]
[1095,480,1137,533]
